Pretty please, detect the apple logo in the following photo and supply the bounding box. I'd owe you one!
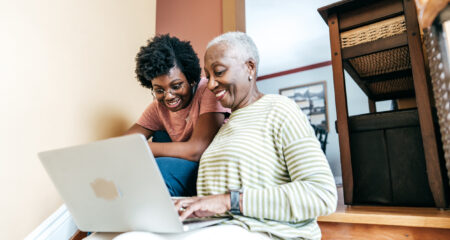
[90,178,120,200]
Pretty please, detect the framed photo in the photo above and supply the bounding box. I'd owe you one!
[279,81,328,131]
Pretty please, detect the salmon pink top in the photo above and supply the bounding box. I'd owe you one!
[137,78,230,142]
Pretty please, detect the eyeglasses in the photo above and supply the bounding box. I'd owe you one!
[152,82,187,98]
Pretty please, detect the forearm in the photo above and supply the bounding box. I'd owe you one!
[242,174,337,221]
[149,112,225,161]
[238,125,338,222]
[123,123,153,139]
[149,141,206,161]
[243,138,337,221]
[220,182,335,221]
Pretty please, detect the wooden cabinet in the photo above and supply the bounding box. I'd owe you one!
[318,0,448,208]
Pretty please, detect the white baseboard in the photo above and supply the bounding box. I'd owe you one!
[25,204,78,240]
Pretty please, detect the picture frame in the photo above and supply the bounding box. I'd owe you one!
[279,81,329,131]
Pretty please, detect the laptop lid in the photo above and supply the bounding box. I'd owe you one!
[39,134,187,233]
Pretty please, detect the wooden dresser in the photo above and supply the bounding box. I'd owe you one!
[318,0,449,208]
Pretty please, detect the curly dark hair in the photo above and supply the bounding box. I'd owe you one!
[135,34,201,89]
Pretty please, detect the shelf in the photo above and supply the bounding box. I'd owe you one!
[318,188,450,229]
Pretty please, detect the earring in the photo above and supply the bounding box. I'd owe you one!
[191,83,197,95]
[248,76,253,81]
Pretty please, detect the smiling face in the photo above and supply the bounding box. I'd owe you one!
[204,43,256,111]
[151,66,193,112]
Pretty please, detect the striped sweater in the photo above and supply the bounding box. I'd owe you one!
[197,94,337,240]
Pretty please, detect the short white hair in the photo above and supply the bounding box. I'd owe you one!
[206,32,260,73]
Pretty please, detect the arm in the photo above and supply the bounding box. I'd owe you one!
[175,139,337,221]
[242,105,337,222]
[149,112,225,161]
[123,123,154,139]
[175,102,337,221]
[242,137,337,221]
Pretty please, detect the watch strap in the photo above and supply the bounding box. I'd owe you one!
[230,190,241,215]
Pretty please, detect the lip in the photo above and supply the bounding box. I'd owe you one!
[165,98,181,109]
[215,90,226,101]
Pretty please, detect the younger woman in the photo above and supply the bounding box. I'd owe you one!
[125,35,229,197]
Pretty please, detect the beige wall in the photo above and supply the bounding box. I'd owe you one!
[0,0,156,239]
[156,0,223,70]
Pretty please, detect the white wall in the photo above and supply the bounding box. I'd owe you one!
[247,0,393,183]
[245,0,337,76]
[0,0,156,239]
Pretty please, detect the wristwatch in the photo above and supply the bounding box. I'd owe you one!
[230,189,241,215]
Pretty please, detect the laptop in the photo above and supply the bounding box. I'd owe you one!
[38,134,228,233]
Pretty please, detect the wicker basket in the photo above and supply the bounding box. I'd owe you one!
[341,15,407,48]
[348,46,411,77]
[367,76,415,96]
[348,45,415,99]
[340,15,413,99]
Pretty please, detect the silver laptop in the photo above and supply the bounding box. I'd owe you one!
[38,134,228,233]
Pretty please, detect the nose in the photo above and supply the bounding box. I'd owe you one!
[207,77,218,91]
[164,90,175,100]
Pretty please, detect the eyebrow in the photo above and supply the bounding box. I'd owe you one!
[207,62,221,69]
[153,79,182,88]
[169,79,182,83]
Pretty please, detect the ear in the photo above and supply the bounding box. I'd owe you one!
[245,59,256,76]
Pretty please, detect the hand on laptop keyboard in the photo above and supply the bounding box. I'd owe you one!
[173,194,231,221]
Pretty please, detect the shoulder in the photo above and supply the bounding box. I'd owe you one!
[193,78,214,102]
[145,99,173,121]
[265,94,294,104]
[143,100,161,113]
[261,94,299,113]
[137,100,166,128]
[196,78,209,95]
[263,95,309,127]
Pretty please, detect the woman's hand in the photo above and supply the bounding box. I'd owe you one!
[174,194,230,221]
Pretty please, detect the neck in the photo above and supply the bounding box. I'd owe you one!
[232,85,264,111]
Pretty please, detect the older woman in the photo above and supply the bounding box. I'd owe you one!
[176,32,337,240]
[112,32,337,240]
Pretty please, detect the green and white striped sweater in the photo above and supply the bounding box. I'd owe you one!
[197,94,337,240]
